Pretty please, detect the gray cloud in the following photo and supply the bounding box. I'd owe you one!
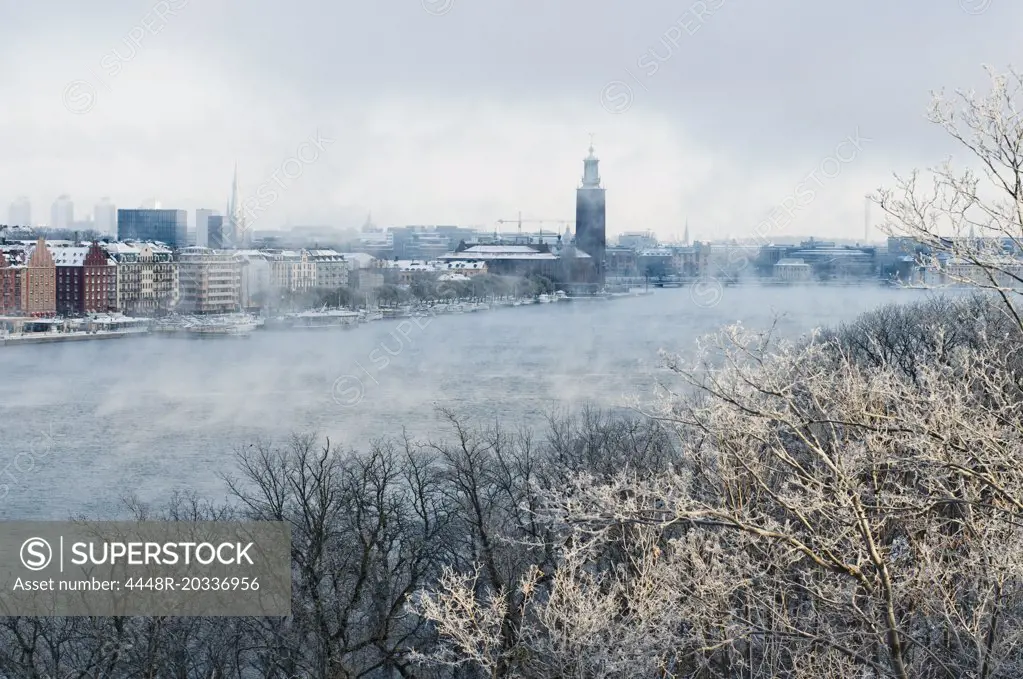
[1,0,1019,240]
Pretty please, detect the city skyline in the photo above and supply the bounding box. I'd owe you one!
[1,1,1018,242]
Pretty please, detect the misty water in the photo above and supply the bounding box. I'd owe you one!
[0,285,918,520]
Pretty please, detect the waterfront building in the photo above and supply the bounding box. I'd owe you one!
[309,250,349,290]
[52,242,117,316]
[783,240,876,279]
[933,257,1023,289]
[94,198,117,236]
[440,244,564,280]
[175,247,241,314]
[605,246,639,278]
[637,248,677,278]
[677,243,711,278]
[21,238,56,316]
[348,268,384,291]
[50,195,74,229]
[267,250,317,293]
[618,231,658,250]
[103,242,177,315]
[118,209,188,249]
[234,250,272,311]
[8,196,31,227]
[575,142,607,285]
[0,250,21,313]
[774,258,813,282]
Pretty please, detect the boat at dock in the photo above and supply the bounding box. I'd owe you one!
[265,309,361,330]
[152,313,260,338]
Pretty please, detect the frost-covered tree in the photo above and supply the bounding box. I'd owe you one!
[877,65,1023,330]
[414,297,1023,679]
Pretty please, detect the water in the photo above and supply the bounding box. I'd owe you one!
[0,285,917,519]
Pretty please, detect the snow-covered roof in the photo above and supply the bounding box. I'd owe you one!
[50,247,90,266]
[442,245,558,261]
[335,252,376,268]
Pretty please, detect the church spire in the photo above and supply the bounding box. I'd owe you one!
[684,218,690,246]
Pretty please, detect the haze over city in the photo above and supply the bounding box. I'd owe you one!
[2,0,1020,240]
[7,2,1023,677]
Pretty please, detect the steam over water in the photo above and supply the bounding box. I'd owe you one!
[0,285,917,520]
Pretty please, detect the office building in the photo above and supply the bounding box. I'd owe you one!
[117,209,188,249]
[195,209,214,248]
[207,215,225,249]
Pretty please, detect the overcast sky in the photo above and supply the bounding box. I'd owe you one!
[0,0,1019,241]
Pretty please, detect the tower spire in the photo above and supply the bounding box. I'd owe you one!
[581,138,601,189]
[684,218,690,246]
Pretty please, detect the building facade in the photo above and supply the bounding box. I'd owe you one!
[21,238,56,316]
[309,250,349,290]
[207,215,225,249]
[268,250,317,293]
[235,251,272,311]
[104,242,177,315]
[117,209,188,249]
[0,250,21,314]
[176,247,241,314]
[52,242,117,316]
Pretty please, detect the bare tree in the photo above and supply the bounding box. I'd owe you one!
[876,66,1023,331]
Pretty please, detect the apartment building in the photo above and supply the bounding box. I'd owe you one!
[103,242,178,315]
[175,247,241,314]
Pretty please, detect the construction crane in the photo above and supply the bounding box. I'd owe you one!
[496,212,575,237]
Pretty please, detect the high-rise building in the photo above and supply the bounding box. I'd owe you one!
[94,198,117,236]
[117,209,188,249]
[51,195,74,229]
[574,141,606,285]
[195,209,215,248]
[8,196,31,227]
[207,215,225,249]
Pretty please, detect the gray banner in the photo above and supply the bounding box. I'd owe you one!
[0,521,291,616]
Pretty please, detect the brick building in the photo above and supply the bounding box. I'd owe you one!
[52,242,117,316]
[0,250,21,314]
[21,238,56,317]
